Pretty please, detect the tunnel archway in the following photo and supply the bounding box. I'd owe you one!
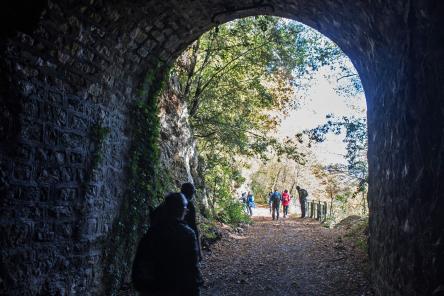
[1,1,443,295]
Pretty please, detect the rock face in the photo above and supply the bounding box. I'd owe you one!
[158,73,208,212]
[158,75,202,189]
[0,1,443,295]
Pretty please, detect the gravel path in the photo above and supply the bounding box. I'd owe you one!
[200,206,373,296]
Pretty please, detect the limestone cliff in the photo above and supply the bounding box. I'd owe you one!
[158,74,207,208]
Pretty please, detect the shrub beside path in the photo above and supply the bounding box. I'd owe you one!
[200,206,373,296]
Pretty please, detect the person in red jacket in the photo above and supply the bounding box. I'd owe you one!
[282,189,291,218]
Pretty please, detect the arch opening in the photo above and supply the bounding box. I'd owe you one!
[165,16,371,296]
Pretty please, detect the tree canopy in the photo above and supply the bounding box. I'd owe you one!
[174,16,343,162]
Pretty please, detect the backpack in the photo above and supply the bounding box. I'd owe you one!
[247,195,253,203]
[300,189,308,199]
[282,193,290,203]
[247,195,255,207]
[271,192,280,202]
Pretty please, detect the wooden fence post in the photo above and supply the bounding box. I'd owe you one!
[302,200,329,222]
[323,202,327,222]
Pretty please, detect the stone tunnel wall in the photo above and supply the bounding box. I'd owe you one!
[366,1,444,295]
[0,14,137,296]
[0,0,443,295]
[0,1,173,294]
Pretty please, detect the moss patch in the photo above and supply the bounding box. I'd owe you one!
[342,217,369,253]
[90,122,110,168]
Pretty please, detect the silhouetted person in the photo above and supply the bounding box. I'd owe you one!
[132,192,203,296]
[181,182,203,260]
[149,182,202,260]
[267,191,273,214]
[269,189,282,220]
[240,192,248,213]
[296,186,308,218]
[282,189,291,218]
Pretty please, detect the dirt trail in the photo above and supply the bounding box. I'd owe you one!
[200,206,373,296]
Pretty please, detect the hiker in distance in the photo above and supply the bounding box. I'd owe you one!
[246,191,255,216]
[267,191,273,214]
[296,186,308,218]
[269,189,282,220]
[132,192,203,296]
[240,192,248,214]
[282,189,291,218]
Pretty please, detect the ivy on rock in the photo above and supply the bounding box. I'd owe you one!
[101,63,174,295]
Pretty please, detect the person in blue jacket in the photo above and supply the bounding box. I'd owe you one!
[269,189,282,220]
[246,191,255,216]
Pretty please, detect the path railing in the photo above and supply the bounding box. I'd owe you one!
[305,200,328,223]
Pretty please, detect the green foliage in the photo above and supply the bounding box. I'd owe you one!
[216,196,251,225]
[204,160,251,225]
[175,16,341,161]
[335,192,353,211]
[344,218,369,252]
[251,181,270,204]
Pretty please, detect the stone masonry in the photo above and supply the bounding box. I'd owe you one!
[0,0,443,295]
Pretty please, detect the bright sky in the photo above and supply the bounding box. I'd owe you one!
[277,67,367,165]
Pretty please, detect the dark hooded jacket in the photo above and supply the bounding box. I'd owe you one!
[132,217,203,295]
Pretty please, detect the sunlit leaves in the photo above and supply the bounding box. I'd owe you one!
[175,16,345,162]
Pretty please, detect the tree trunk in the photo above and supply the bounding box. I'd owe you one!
[271,167,282,191]
[289,181,296,195]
